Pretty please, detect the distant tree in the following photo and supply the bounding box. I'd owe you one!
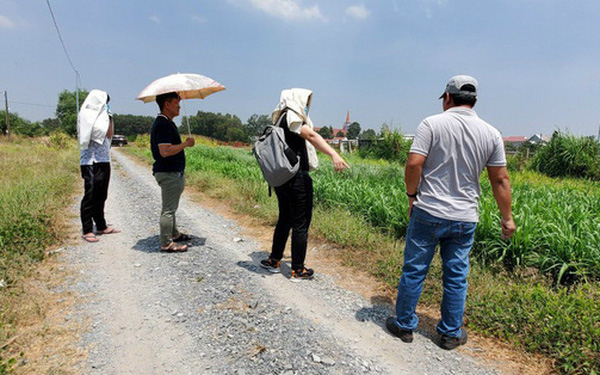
[358,129,412,163]
[245,114,270,138]
[226,127,247,142]
[188,111,248,143]
[347,122,361,139]
[379,123,391,136]
[317,126,333,139]
[335,130,346,138]
[112,114,154,136]
[55,89,89,136]
[41,118,61,134]
[0,111,40,137]
[359,129,377,140]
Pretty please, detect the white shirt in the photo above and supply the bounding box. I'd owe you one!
[410,107,506,222]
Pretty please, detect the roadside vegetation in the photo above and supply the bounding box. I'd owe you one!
[126,133,600,374]
[0,135,79,373]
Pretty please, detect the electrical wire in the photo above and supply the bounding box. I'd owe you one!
[45,0,79,78]
[46,0,82,116]
[11,100,55,108]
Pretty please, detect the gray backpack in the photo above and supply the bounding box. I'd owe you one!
[252,114,299,188]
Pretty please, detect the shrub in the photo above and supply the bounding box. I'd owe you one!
[530,131,600,180]
[134,133,150,148]
[48,131,71,149]
[358,130,412,163]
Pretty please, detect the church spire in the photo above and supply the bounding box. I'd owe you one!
[343,110,350,130]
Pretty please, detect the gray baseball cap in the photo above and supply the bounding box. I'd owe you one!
[439,75,478,99]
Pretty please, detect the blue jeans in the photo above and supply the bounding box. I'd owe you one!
[394,207,477,338]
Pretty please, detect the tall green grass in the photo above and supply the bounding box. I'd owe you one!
[165,144,600,284]
[530,131,600,180]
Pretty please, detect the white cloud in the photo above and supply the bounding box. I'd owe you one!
[346,4,371,19]
[149,15,161,24]
[248,0,324,21]
[0,15,15,29]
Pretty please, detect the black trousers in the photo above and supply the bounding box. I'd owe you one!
[80,163,111,234]
[270,172,314,270]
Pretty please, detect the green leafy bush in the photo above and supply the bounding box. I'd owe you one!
[530,131,600,180]
[358,130,412,163]
[48,131,71,149]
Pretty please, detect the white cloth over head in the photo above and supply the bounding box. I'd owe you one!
[78,89,110,150]
[271,88,319,171]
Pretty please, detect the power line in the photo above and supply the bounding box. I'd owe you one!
[46,0,81,114]
[11,100,55,108]
[45,0,79,77]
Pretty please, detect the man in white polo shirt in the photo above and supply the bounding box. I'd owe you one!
[386,75,516,350]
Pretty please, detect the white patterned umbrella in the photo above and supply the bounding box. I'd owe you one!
[136,73,225,135]
[136,73,226,103]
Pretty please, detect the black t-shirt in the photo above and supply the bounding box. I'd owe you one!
[150,115,185,173]
[279,112,309,172]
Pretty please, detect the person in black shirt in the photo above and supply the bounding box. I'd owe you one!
[260,88,349,281]
[150,92,195,252]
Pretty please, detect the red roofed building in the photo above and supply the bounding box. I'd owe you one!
[503,136,528,148]
[314,111,350,142]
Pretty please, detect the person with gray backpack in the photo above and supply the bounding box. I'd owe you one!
[257,88,349,281]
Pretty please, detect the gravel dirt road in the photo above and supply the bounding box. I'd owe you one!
[61,149,512,375]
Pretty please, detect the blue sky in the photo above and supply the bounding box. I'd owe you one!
[1,0,600,137]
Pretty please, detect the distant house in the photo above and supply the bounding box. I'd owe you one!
[314,127,348,143]
[503,136,528,148]
[527,133,551,145]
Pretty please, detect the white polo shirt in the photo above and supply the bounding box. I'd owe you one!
[410,107,506,222]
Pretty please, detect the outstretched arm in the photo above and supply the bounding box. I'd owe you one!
[487,165,516,239]
[299,125,349,173]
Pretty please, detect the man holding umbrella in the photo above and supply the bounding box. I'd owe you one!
[151,92,195,252]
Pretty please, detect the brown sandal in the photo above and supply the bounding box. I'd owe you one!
[82,234,99,243]
[97,227,121,235]
[160,241,188,253]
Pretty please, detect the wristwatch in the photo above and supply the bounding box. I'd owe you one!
[406,191,418,198]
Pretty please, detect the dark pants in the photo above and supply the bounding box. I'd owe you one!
[80,163,111,234]
[270,172,313,270]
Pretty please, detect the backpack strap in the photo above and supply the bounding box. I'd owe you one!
[273,110,287,128]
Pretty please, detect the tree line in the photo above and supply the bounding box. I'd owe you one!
[1,89,376,144]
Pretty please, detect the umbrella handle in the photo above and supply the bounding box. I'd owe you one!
[182,99,191,138]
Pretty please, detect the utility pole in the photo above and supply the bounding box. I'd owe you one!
[4,91,9,141]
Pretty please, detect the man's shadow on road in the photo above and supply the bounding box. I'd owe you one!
[132,235,207,253]
[357,295,439,344]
